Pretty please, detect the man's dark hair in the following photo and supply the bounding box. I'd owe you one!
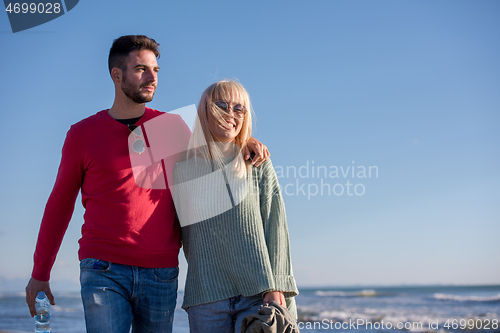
[108,35,160,74]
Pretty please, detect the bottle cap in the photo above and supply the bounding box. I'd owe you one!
[37,291,46,299]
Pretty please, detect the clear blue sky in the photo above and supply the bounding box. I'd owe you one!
[0,0,499,291]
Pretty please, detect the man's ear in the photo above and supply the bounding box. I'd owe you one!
[111,67,122,84]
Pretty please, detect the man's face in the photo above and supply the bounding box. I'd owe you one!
[121,50,159,104]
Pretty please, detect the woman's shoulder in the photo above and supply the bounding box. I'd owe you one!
[173,157,194,181]
[256,158,276,171]
[249,158,278,180]
[173,155,214,183]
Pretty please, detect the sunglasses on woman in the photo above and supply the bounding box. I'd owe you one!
[213,100,247,120]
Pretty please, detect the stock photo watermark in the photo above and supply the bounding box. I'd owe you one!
[292,318,499,331]
[3,0,79,32]
[275,160,379,199]
[126,105,380,228]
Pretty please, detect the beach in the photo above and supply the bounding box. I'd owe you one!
[1,285,499,333]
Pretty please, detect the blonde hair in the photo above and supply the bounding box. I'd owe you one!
[187,80,253,175]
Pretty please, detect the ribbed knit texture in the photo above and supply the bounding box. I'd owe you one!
[174,156,299,317]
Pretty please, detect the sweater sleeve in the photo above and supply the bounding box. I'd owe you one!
[32,127,84,281]
[259,160,298,299]
[174,163,190,262]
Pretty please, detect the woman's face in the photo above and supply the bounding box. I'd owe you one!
[207,97,245,143]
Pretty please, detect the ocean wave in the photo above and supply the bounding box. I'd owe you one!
[52,304,82,313]
[297,306,435,328]
[434,293,500,302]
[315,289,378,297]
[0,291,26,298]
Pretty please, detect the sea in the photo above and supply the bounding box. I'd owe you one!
[0,285,499,333]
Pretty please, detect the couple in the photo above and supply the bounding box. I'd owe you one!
[25,35,298,333]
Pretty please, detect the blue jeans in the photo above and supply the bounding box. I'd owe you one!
[80,258,178,333]
[187,295,263,333]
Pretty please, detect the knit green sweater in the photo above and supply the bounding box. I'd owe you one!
[173,155,299,317]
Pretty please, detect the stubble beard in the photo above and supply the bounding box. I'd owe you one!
[122,73,155,104]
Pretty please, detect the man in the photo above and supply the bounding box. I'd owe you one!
[25,35,269,332]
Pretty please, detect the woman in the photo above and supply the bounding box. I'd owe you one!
[173,80,298,333]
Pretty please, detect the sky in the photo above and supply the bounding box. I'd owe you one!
[0,0,499,292]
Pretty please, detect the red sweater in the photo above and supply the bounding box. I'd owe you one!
[32,107,191,281]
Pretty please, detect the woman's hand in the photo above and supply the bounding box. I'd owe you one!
[263,291,286,306]
[245,137,270,167]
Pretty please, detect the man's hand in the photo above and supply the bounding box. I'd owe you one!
[263,291,286,306]
[26,277,55,317]
[245,137,270,167]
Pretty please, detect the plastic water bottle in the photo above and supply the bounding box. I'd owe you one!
[35,291,52,333]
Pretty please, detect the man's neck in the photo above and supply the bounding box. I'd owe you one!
[108,99,146,120]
